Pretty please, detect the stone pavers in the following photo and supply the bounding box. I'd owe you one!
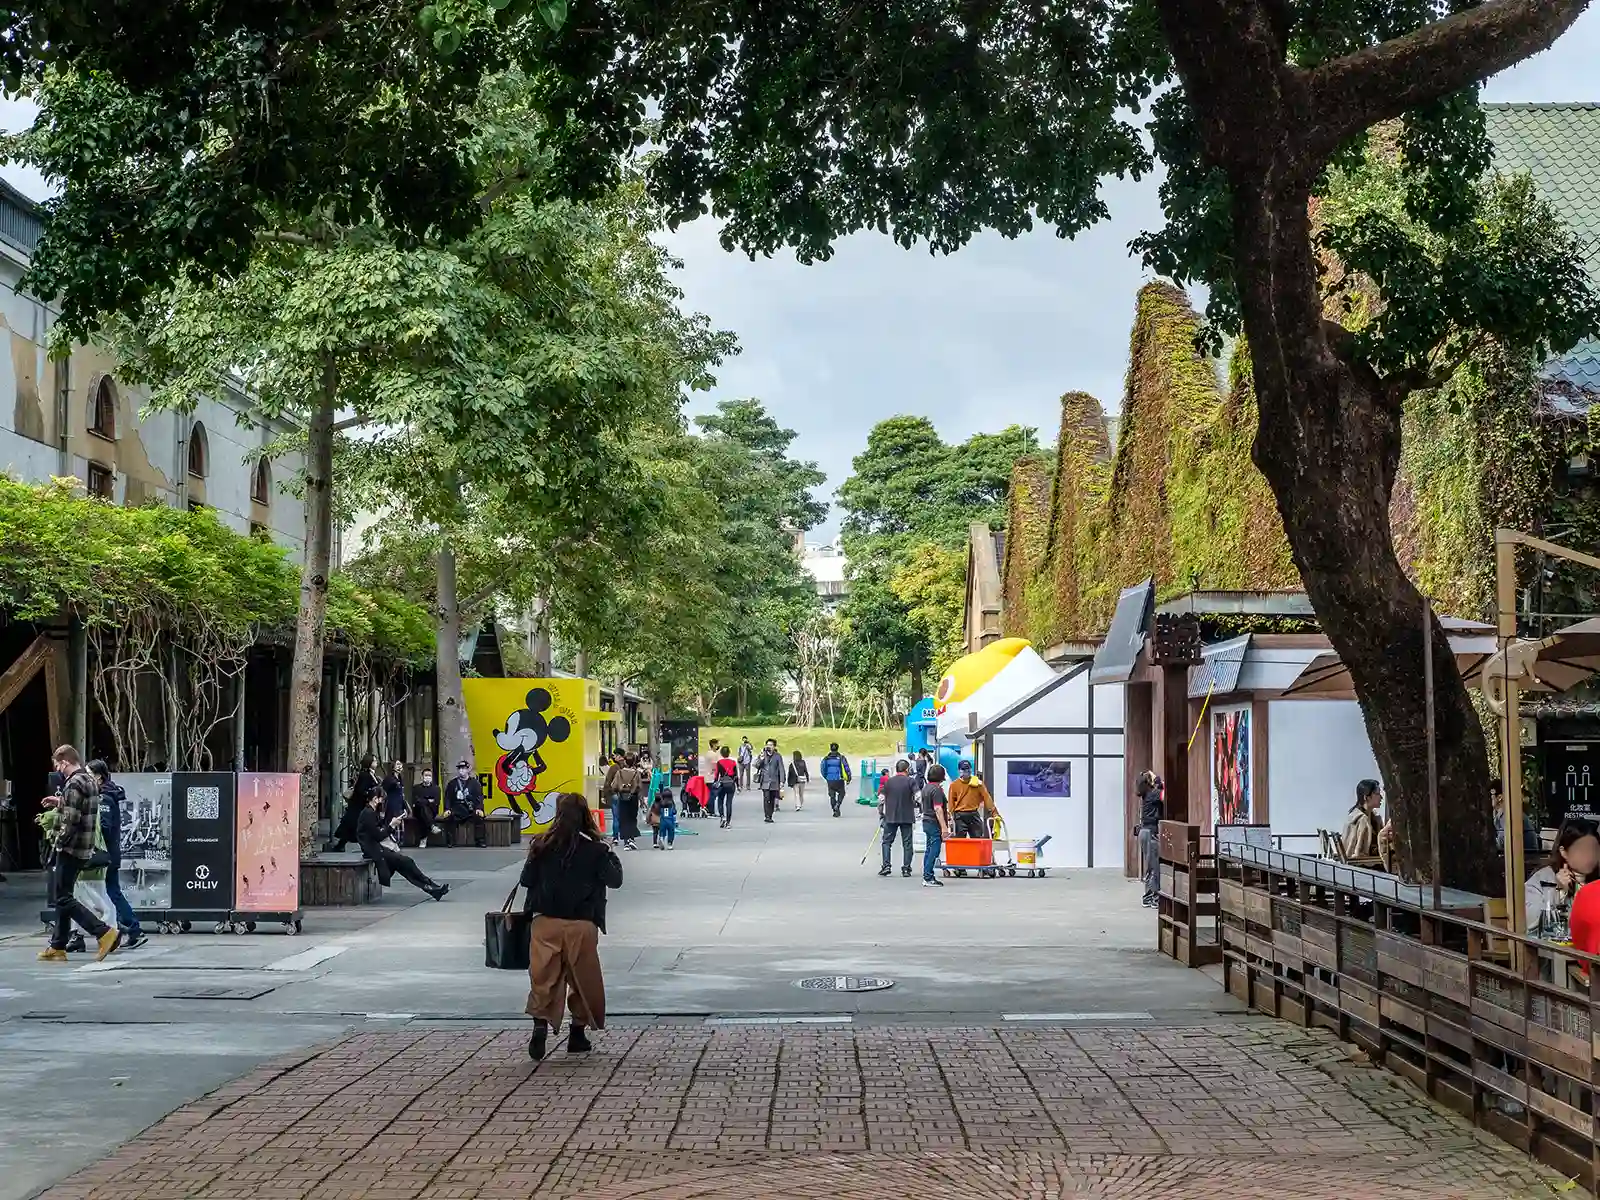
[38,1021,1576,1199]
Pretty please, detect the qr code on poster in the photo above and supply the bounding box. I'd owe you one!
[186,786,221,820]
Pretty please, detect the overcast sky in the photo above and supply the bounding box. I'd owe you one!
[3,16,1597,536]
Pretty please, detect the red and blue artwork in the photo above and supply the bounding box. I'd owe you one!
[1211,707,1252,826]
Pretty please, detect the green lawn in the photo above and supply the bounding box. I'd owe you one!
[702,724,897,763]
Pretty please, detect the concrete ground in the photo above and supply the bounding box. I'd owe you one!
[0,794,1576,1199]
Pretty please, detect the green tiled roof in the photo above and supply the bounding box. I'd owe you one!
[1485,103,1600,399]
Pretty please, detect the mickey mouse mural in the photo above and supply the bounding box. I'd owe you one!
[462,678,592,832]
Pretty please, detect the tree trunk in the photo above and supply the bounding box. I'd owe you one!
[530,595,552,675]
[436,539,474,778]
[1151,2,1498,893]
[909,662,924,706]
[290,356,337,855]
[574,651,588,679]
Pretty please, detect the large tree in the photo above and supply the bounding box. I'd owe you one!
[534,0,1594,893]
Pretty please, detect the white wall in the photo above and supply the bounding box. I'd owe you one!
[984,670,1125,869]
[1266,699,1383,836]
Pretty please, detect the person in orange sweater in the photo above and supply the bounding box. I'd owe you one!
[947,761,996,841]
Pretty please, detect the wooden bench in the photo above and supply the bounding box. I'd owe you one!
[299,855,382,906]
[441,816,520,848]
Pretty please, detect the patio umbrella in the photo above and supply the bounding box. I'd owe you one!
[1283,617,1498,700]
[1467,616,1600,707]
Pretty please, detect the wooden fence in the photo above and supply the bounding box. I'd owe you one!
[1209,842,1600,1191]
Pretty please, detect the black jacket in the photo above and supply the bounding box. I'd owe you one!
[355,804,395,862]
[412,781,440,816]
[444,776,484,820]
[98,778,126,864]
[1138,783,1164,829]
[351,768,381,808]
[381,776,407,822]
[519,833,623,933]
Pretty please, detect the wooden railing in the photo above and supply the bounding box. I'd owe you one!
[1156,820,1220,967]
[1216,843,1600,1192]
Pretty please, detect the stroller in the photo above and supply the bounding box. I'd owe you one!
[684,774,710,818]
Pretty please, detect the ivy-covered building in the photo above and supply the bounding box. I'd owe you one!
[992,103,1600,859]
[0,182,437,869]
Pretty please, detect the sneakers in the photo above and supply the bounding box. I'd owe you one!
[65,933,86,954]
[877,865,892,877]
[566,1026,593,1055]
[429,883,451,901]
[623,841,638,852]
[96,929,120,961]
[120,932,149,951]
[37,947,68,962]
[652,842,663,850]
[922,877,944,887]
[901,867,912,878]
[529,1020,549,1061]
[1141,894,1156,908]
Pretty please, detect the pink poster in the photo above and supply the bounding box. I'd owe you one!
[235,773,300,913]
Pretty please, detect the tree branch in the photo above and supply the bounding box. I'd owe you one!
[256,230,322,248]
[331,414,373,433]
[461,570,512,615]
[1305,0,1591,158]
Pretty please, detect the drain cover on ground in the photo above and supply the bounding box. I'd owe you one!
[152,985,277,1001]
[795,976,894,992]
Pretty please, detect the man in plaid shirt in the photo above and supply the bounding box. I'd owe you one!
[39,745,118,962]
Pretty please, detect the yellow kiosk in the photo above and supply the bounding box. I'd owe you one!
[461,678,613,833]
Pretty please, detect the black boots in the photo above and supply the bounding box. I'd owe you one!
[427,882,450,901]
[567,1025,592,1055]
[529,1019,548,1060]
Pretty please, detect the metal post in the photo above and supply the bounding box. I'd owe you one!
[1495,532,1527,937]
[1423,596,1441,912]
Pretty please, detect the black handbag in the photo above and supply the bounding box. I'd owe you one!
[485,885,532,971]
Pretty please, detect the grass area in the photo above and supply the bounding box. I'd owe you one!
[703,724,897,763]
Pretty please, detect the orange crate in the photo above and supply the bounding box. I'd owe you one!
[943,838,993,868]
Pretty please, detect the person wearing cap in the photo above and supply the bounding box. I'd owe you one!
[442,760,488,847]
[948,760,995,842]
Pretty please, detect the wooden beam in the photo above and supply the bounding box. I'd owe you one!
[0,636,51,718]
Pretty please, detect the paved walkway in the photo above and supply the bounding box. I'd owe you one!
[39,1021,1570,1200]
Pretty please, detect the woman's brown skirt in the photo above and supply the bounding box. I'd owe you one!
[525,915,606,1029]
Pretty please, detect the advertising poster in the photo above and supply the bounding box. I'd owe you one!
[660,719,699,788]
[115,773,173,912]
[1211,706,1252,826]
[235,773,300,913]
[170,772,237,911]
[1005,760,1071,798]
[463,678,591,833]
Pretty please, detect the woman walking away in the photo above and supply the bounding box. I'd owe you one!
[1135,770,1162,907]
[788,751,810,810]
[522,792,623,1059]
[356,791,449,899]
[921,764,952,887]
[332,753,381,851]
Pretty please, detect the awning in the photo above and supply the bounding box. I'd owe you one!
[1468,617,1600,710]
[1284,617,1497,700]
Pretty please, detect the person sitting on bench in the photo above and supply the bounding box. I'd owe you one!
[441,760,488,847]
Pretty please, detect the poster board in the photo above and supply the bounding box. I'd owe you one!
[169,772,237,911]
[462,678,596,833]
[235,773,300,913]
[114,773,173,912]
[1211,705,1252,827]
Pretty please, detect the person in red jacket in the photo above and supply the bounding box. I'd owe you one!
[1569,878,1600,960]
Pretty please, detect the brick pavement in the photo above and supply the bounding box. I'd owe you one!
[37,1021,1576,1199]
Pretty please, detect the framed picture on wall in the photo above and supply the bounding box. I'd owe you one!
[1005,760,1071,798]
[1211,706,1252,826]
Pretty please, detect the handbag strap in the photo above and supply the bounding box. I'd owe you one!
[501,885,519,914]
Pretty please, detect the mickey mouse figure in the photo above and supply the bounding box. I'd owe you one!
[493,687,571,828]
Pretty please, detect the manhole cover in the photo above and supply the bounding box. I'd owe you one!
[152,985,277,1001]
[795,976,894,993]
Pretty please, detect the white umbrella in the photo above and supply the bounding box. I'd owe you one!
[1466,616,1600,710]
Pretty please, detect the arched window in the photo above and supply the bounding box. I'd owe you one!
[252,458,272,505]
[187,422,208,479]
[89,378,116,439]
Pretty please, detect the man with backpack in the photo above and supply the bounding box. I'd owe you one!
[820,744,852,817]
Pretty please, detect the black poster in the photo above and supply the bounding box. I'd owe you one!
[661,720,699,787]
[1546,742,1598,827]
[169,772,237,910]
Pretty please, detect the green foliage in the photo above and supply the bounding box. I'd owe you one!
[0,476,430,661]
[837,416,1038,692]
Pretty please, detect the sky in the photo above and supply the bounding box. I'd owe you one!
[2,16,1598,536]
